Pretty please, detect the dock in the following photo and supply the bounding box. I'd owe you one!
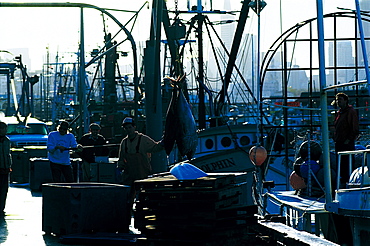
[0,180,339,246]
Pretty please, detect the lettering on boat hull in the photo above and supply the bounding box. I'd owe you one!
[198,158,237,172]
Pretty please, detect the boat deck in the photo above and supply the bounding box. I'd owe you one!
[265,190,329,235]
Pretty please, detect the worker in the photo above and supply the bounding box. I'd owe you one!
[47,120,82,183]
[0,121,12,216]
[78,123,109,181]
[117,117,164,201]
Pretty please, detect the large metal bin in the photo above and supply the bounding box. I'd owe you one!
[29,158,53,190]
[42,183,130,235]
[10,148,29,183]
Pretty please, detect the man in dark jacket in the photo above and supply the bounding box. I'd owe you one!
[79,123,109,181]
[333,92,358,246]
[0,121,12,216]
[334,92,359,186]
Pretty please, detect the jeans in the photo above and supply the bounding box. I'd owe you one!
[50,161,74,183]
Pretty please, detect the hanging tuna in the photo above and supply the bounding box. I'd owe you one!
[163,76,198,160]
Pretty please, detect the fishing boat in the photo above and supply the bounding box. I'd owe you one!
[260,0,370,245]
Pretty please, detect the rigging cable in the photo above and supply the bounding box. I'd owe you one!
[286,30,299,87]
[207,18,260,107]
[204,17,226,100]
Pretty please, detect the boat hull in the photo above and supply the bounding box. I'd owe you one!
[335,187,370,216]
[191,146,255,173]
[333,188,370,246]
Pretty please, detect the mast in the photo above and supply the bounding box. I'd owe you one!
[315,0,332,204]
[144,0,166,173]
[78,7,87,137]
[103,33,118,115]
[196,2,206,129]
[355,0,370,92]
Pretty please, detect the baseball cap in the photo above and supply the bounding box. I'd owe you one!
[89,123,101,130]
[122,117,134,126]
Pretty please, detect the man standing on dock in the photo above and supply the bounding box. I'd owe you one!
[118,117,164,200]
[78,123,109,181]
[47,120,81,183]
[0,121,12,216]
[333,92,359,186]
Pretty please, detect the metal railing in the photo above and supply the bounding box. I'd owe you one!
[336,148,370,190]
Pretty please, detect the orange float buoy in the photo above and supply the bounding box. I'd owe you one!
[289,171,307,190]
[249,145,267,166]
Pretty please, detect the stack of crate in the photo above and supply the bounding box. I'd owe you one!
[134,172,258,245]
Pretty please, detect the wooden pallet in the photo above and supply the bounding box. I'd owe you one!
[135,213,258,231]
[136,217,259,242]
[134,172,248,191]
[137,183,245,209]
[135,204,258,237]
[133,172,257,240]
[138,182,245,200]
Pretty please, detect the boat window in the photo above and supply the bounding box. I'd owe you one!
[221,137,232,147]
[205,139,214,149]
[239,136,250,146]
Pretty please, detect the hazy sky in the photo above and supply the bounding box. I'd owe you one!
[0,0,359,71]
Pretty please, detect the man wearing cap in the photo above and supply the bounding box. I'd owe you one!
[47,120,82,182]
[118,117,164,195]
[78,123,109,181]
[0,121,12,216]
